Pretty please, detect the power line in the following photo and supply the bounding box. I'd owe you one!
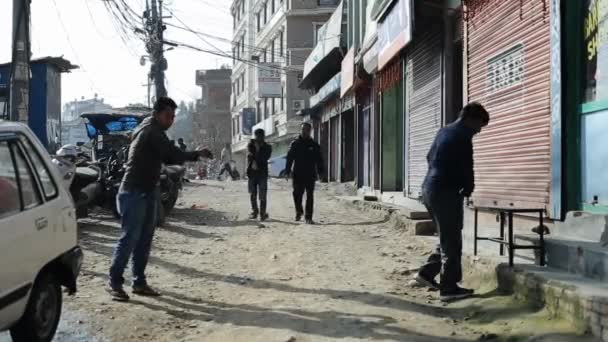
[51,0,99,94]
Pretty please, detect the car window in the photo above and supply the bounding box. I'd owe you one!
[12,143,42,210]
[0,141,20,218]
[20,138,58,200]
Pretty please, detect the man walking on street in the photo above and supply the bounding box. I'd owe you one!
[218,143,232,179]
[107,97,212,302]
[285,122,324,224]
[414,102,489,302]
[247,128,272,220]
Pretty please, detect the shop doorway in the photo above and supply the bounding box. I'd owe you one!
[330,116,340,182]
[341,110,355,182]
[381,80,404,192]
[320,121,329,180]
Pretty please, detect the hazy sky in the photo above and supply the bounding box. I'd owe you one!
[0,0,232,108]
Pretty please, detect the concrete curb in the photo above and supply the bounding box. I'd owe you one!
[496,264,608,341]
[335,196,436,235]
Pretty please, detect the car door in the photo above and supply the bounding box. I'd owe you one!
[19,135,75,254]
[0,136,44,329]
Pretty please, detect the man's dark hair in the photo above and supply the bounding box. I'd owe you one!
[459,102,489,125]
[178,138,184,143]
[153,96,178,114]
[302,122,312,129]
[254,128,265,137]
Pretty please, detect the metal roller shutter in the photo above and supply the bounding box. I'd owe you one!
[466,0,551,209]
[406,23,443,199]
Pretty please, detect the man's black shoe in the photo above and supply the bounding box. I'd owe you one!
[106,285,130,302]
[305,219,315,224]
[295,213,302,222]
[440,286,474,302]
[414,273,439,290]
[249,212,258,219]
[260,213,269,221]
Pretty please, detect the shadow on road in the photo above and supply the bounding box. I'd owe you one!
[79,223,534,325]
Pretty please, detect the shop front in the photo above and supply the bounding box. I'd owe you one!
[464,0,554,214]
[566,0,608,213]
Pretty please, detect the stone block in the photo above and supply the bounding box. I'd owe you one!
[410,220,436,236]
[602,328,608,342]
[402,208,430,220]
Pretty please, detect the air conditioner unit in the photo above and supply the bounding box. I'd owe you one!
[293,100,305,111]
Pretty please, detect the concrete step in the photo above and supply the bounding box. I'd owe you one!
[336,196,435,235]
[515,234,608,282]
[497,263,608,341]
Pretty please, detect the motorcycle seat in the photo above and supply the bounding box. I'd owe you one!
[76,167,99,182]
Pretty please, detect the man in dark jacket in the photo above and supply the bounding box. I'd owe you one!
[285,122,324,224]
[415,102,489,302]
[107,97,212,301]
[247,128,272,220]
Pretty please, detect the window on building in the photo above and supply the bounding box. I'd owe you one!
[264,2,268,24]
[256,101,262,122]
[241,38,245,56]
[262,48,267,63]
[264,98,269,119]
[270,39,275,63]
[241,74,245,92]
[271,0,275,14]
[313,23,324,45]
[279,31,284,57]
[281,85,285,111]
[257,12,261,31]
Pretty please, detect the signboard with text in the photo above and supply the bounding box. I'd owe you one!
[377,0,413,71]
[258,63,282,98]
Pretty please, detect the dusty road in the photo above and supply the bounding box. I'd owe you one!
[53,179,592,342]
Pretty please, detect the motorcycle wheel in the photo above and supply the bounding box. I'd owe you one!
[162,183,179,214]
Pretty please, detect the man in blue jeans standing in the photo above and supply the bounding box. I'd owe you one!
[415,102,489,302]
[107,97,212,301]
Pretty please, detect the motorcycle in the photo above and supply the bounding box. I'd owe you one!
[52,145,104,218]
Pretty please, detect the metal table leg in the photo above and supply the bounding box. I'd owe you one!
[474,208,478,256]
[499,212,505,256]
[539,210,545,266]
[508,212,514,266]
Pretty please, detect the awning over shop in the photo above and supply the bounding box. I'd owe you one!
[300,2,346,90]
[363,39,379,74]
[310,72,341,109]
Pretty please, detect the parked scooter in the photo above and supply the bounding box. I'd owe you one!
[52,144,103,218]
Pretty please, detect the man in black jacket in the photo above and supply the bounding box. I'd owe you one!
[285,122,324,224]
[415,102,489,302]
[108,97,212,302]
[247,128,272,220]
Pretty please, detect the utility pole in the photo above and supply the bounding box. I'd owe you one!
[10,0,31,123]
[145,0,167,99]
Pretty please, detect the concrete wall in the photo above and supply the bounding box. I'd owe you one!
[286,14,332,49]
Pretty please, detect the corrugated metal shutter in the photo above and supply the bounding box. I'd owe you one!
[466,0,551,209]
[406,23,443,199]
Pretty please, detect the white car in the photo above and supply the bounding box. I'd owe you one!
[0,122,83,342]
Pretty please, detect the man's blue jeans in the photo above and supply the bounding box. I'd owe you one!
[109,187,158,289]
[418,188,464,290]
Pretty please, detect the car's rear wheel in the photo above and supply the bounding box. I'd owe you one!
[10,272,62,342]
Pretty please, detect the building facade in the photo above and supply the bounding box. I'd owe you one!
[195,68,232,158]
[230,0,340,173]
[61,94,113,146]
